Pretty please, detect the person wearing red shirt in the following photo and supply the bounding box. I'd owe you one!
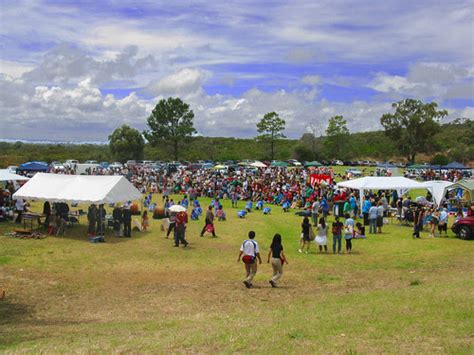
[174,211,189,247]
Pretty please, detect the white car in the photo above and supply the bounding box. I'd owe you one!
[7,165,18,173]
[51,161,65,170]
[334,160,344,166]
[347,168,362,176]
[84,160,98,164]
[64,159,79,168]
[109,162,123,169]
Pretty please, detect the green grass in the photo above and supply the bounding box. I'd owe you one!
[0,195,473,353]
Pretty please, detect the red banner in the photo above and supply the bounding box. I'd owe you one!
[310,174,332,186]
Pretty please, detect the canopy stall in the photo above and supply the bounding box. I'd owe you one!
[18,161,49,172]
[337,176,423,208]
[442,162,469,170]
[0,169,30,182]
[13,173,141,204]
[447,179,474,204]
[418,180,453,206]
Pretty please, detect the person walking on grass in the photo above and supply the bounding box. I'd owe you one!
[299,216,311,254]
[174,211,189,247]
[237,231,262,288]
[332,216,343,254]
[200,205,216,237]
[315,217,328,253]
[267,233,288,288]
[344,214,354,253]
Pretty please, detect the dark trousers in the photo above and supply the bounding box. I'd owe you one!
[88,221,96,235]
[167,222,175,237]
[124,221,131,237]
[174,229,188,246]
[96,221,105,236]
[345,238,352,251]
[15,210,22,224]
[363,212,369,225]
[333,234,342,253]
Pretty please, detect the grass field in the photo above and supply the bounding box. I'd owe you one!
[1,195,473,353]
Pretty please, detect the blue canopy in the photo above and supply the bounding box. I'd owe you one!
[19,161,49,172]
[442,161,468,169]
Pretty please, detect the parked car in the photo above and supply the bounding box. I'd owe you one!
[346,168,363,176]
[7,165,18,173]
[51,161,65,170]
[109,162,123,169]
[84,160,98,164]
[64,159,79,168]
[333,160,344,166]
[100,161,110,168]
[451,216,474,240]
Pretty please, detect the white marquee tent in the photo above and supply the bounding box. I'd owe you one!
[13,173,141,204]
[419,180,453,206]
[337,176,423,207]
[0,169,30,182]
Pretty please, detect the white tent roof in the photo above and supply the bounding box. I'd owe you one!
[250,161,267,168]
[337,176,422,190]
[419,180,453,206]
[13,173,141,204]
[0,169,30,181]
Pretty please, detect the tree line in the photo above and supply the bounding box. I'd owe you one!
[0,98,472,166]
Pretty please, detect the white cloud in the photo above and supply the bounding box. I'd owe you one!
[0,60,34,78]
[368,63,474,101]
[368,74,418,93]
[146,68,210,97]
[301,75,321,86]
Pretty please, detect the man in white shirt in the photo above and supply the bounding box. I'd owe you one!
[15,199,25,224]
[237,231,262,288]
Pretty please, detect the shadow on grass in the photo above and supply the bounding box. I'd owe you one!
[0,299,31,326]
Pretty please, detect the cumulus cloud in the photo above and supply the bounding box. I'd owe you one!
[0,76,152,141]
[21,44,156,87]
[146,68,210,97]
[368,62,474,101]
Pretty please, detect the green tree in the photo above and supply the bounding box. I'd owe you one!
[256,111,286,160]
[380,99,447,163]
[144,97,196,160]
[108,125,145,162]
[324,115,349,159]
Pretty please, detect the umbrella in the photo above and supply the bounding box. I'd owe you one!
[250,161,267,168]
[304,161,322,167]
[168,205,186,213]
[270,161,289,167]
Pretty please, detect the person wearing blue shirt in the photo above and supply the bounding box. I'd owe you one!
[350,195,358,219]
[321,196,329,218]
[362,197,372,226]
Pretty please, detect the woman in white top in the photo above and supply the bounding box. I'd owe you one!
[315,217,328,253]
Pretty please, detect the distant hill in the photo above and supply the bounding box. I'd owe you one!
[0,120,472,167]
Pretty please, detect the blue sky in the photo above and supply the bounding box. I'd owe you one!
[0,0,473,141]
